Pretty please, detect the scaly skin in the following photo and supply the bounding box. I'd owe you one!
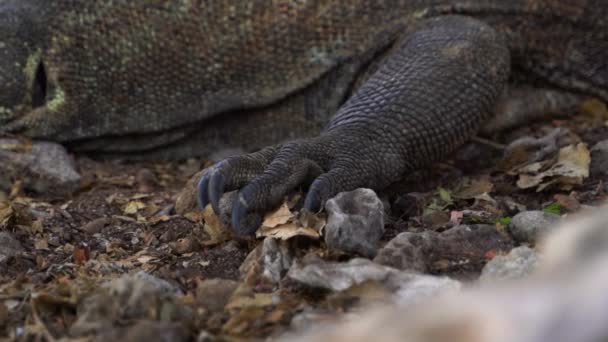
[0,1,607,234]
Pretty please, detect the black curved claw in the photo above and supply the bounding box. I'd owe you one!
[196,174,210,209]
[208,171,225,215]
[303,185,323,213]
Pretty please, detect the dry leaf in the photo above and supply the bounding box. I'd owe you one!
[148,215,171,225]
[581,98,608,120]
[257,202,325,240]
[453,177,494,199]
[516,143,590,191]
[0,205,14,225]
[262,203,294,228]
[136,255,156,264]
[73,247,90,265]
[124,200,146,215]
[256,222,320,240]
[226,292,274,310]
[201,205,231,245]
[34,238,49,250]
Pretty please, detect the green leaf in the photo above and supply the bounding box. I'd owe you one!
[437,187,453,204]
[495,216,512,226]
[543,202,562,215]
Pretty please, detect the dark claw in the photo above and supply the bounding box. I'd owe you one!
[208,171,225,215]
[303,179,325,212]
[196,174,210,209]
[303,188,322,213]
[231,192,250,235]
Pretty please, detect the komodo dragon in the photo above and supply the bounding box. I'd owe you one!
[0,1,607,234]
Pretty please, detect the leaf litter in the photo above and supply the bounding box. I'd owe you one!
[0,102,607,340]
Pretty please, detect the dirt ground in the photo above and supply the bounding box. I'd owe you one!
[1,103,607,341]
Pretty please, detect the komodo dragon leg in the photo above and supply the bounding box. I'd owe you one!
[199,16,511,235]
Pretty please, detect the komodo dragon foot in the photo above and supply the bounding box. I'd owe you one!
[199,15,512,235]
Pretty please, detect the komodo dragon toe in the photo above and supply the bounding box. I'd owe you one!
[198,134,393,235]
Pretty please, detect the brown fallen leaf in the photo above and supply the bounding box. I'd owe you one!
[580,98,608,120]
[80,217,111,235]
[136,255,157,264]
[256,202,325,240]
[201,205,232,245]
[73,247,90,265]
[0,139,32,153]
[256,222,320,240]
[34,238,49,250]
[0,205,14,226]
[516,143,590,191]
[225,285,274,312]
[261,203,294,228]
[452,177,494,200]
[124,200,146,215]
[148,214,171,225]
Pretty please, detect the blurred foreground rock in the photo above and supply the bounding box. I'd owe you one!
[70,271,190,338]
[509,210,561,244]
[0,139,80,195]
[284,206,608,342]
[287,258,460,304]
[479,246,539,283]
[374,224,513,273]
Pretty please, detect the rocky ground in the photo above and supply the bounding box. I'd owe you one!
[0,100,607,341]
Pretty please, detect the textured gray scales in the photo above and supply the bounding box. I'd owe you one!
[0,1,606,233]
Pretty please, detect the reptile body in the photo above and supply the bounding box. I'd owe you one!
[0,1,606,233]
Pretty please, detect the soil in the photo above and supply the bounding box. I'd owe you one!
[0,109,607,340]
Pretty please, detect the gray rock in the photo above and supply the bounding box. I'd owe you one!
[196,278,239,312]
[480,246,539,283]
[132,270,183,297]
[373,232,427,272]
[287,258,460,305]
[239,238,294,287]
[375,224,514,273]
[0,139,80,195]
[280,204,608,342]
[70,272,190,336]
[96,320,190,342]
[509,210,560,244]
[590,140,608,177]
[0,232,24,262]
[324,188,384,258]
[289,309,336,333]
[261,237,293,285]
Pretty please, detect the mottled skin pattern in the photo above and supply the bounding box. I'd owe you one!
[0,1,607,234]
